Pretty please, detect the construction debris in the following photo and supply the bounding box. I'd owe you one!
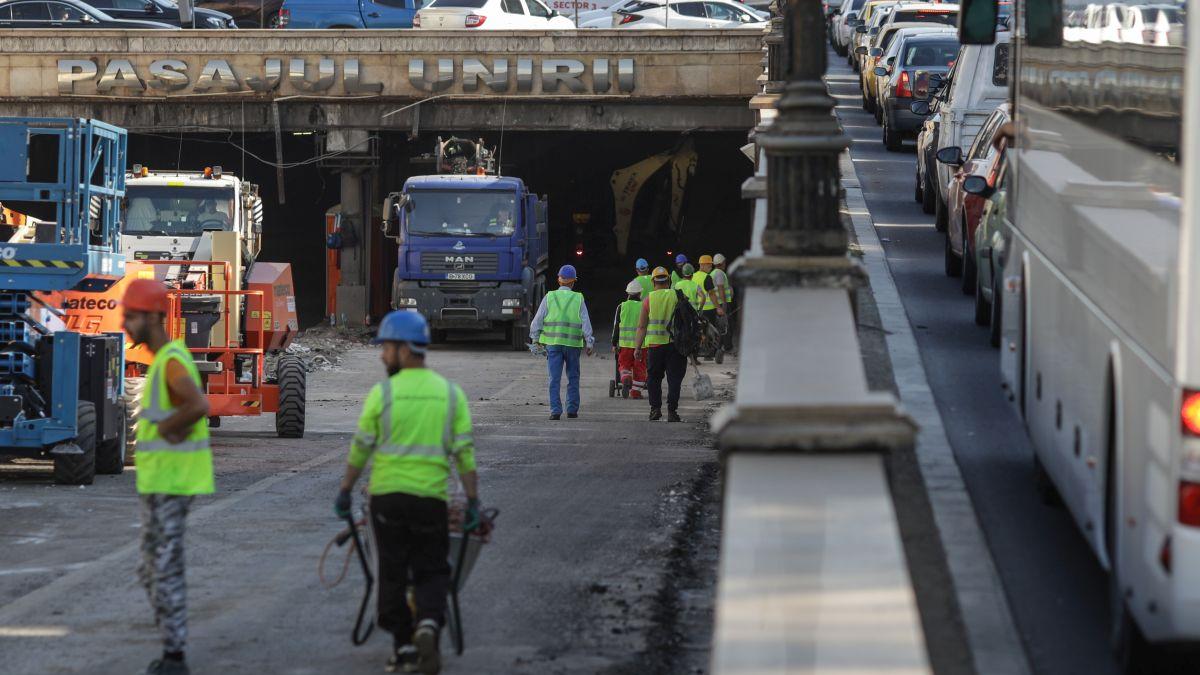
[266,324,371,376]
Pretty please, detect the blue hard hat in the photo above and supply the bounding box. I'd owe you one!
[635,258,649,271]
[373,310,430,347]
[674,253,688,265]
[558,264,577,280]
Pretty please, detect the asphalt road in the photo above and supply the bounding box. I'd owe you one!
[827,51,1118,675]
[0,335,732,674]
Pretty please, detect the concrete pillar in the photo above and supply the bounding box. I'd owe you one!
[336,170,368,325]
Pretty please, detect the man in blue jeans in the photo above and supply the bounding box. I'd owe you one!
[530,264,595,420]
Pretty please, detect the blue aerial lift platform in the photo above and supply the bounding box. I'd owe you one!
[0,118,128,485]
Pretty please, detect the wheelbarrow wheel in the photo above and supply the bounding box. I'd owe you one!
[622,381,631,398]
[715,348,725,365]
[608,379,616,398]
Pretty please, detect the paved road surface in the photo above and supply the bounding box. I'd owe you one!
[0,337,731,674]
[828,51,1117,675]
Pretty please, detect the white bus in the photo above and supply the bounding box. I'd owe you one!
[958,0,1196,669]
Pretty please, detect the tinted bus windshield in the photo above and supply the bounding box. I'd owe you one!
[406,189,517,237]
[124,186,236,237]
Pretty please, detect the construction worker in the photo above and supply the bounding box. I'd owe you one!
[670,253,688,286]
[529,264,595,420]
[673,264,704,311]
[634,267,687,422]
[633,258,654,296]
[334,310,480,675]
[696,254,727,334]
[612,279,648,399]
[712,253,735,353]
[122,279,213,675]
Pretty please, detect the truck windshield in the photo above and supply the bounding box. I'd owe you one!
[124,186,236,237]
[406,189,517,237]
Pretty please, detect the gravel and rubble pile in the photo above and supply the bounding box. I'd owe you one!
[265,324,372,376]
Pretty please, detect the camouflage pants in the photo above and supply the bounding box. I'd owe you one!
[138,495,193,653]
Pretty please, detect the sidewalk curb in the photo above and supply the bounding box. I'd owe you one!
[840,151,1031,675]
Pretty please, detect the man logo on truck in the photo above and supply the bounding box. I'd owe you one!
[444,256,475,265]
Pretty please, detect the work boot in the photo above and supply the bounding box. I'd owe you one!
[413,619,442,675]
[649,408,662,421]
[667,411,682,423]
[550,413,561,421]
[567,412,578,419]
[386,645,419,673]
[143,658,189,675]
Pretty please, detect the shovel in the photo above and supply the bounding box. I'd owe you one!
[692,365,714,401]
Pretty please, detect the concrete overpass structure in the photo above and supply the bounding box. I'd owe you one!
[0,29,761,132]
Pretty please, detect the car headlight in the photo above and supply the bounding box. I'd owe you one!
[206,16,225,27]
[397,298,418,307]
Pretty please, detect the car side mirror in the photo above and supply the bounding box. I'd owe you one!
[936,146,964,166]
[957,0,998,44]
[963,175,993,196]
[855,46,868,54]
[874,66,889,77]
[870,47,882,56]
[549,9,558,16]
[910,100,931,115]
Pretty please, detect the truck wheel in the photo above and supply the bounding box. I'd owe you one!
[54,401,97,486]
[275,355,306,439]
[123,376,144,465]
[95,401,126,475]
[509,323,528,351]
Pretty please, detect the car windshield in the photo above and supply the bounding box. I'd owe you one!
[406,189,518,237]
[428,0,487,6]
[124,186,236,237]
[892,9,956,25]
[902,40,959,66]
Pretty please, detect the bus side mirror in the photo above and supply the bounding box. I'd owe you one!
[382,192,407,239]
[957,0,998,44]
[1025,0,1063,46]
[910,100,931,115]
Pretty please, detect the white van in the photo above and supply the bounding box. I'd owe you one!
[932,31,1009,232]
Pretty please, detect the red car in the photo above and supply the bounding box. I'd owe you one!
[935,102,1009,292]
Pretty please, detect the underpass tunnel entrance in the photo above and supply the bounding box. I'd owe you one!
[126,129,753,330]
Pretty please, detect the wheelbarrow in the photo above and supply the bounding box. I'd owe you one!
[608,352,646,399]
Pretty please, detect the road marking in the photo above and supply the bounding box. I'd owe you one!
[0,448,344,623]
[0,626,70,637]
[0,563,88,577]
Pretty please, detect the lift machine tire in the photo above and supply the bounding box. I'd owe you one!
[53,401,97,486]
[275,355,306,438]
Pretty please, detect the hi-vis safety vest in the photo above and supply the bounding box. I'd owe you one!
[539,288,585,348]
[674,279,702,311]
[617,299,642,349]
[635,274,654,297]
[645,288,678,347]
[136,339,214,496]
[348,368,475,501]
[694,270,715,311]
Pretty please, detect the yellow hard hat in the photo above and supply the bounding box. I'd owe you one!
[651,266,669,281]
[699,254,713,265]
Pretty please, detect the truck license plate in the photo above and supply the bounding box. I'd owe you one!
[446,272,475,280]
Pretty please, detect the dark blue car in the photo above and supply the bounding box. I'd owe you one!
[276,0,417,27]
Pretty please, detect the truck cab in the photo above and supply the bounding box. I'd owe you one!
[384,174,548,349]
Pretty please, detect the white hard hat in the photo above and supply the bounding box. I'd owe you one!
[625,279,643,295]
[712,253,726,265]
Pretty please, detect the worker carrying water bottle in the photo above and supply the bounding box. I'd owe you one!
[334,310,481,675]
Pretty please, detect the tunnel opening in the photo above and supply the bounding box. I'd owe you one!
[126,129,753,330]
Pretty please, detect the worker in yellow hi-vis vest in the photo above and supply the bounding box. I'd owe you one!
[335,310,479,675]
[529,264,595,420]
[122,279,213,675]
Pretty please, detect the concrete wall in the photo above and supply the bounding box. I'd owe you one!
[0,30,761,131]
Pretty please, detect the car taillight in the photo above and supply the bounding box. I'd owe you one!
[412,12,420,26]
[1182,390,1200,435]
[465,13,486,26]
[1180,481,1200,526]
[618,12,641,23]
[897,70,912,98]
[276,7,289,26]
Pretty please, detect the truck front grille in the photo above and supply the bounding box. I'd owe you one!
[421,252,499,274]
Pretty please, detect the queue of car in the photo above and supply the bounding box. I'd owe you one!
[0,0,234,27]
[832,1,1016,347]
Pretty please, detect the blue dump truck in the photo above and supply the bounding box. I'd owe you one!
[382,168,549,350]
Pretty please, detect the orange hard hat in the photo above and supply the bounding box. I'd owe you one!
[122,278,170,314]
